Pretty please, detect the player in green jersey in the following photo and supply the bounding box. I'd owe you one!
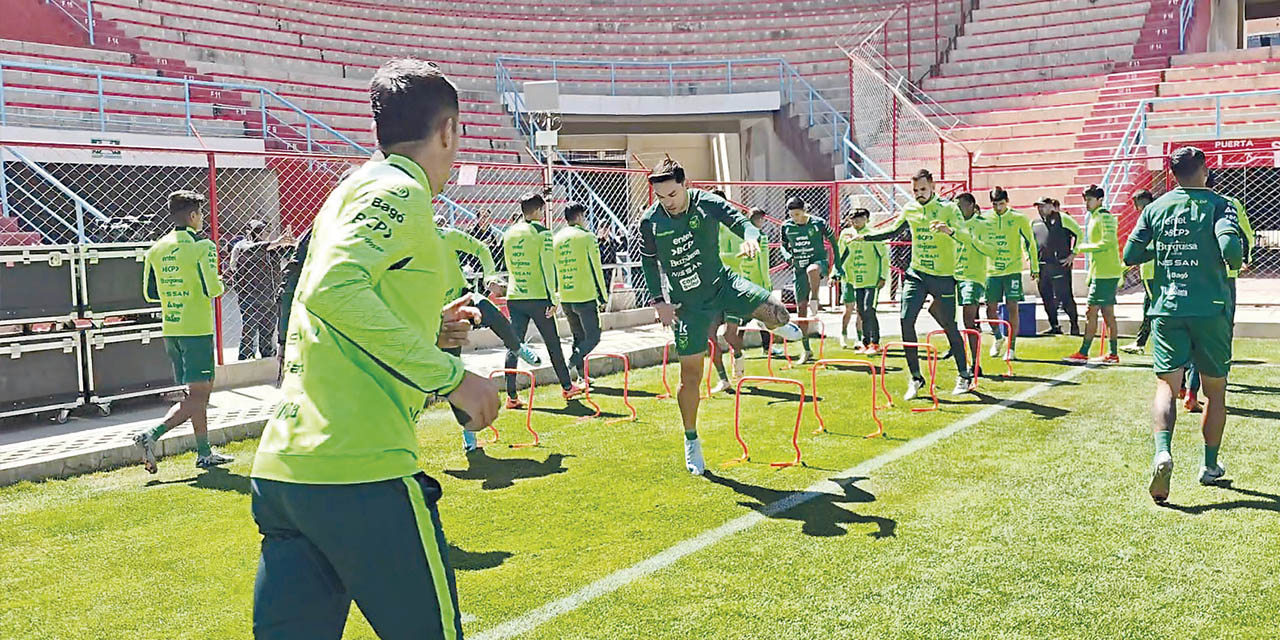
[982,187,1039,360]
[856,169,976,399]
[953,193,997,374]
[553,202,609,383]
[705,188,737,392]
[1122,190,1157,356]
[251,59,499,639]
[503,191,587,405]
[132,190,232,473]
[781,196,843,364]
[836,208,888,353]
[1064,185,1124,364]
[639,158,803,475]
[1123,146,1242,503]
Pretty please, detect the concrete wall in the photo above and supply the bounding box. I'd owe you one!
[1209,0,1246,51]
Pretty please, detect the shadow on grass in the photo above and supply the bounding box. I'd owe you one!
[585,385,661,399]
[1226,405,1280,421]
[1228,381,1280,396]
[979,373,1081,386]
[529,401,601,418]
[736,387,808,403]
[1232,359,1269,366]
[961,391,1071,420]
[705,472,896,539]
[443,448,572,491]
[448,544,513,571]
[145,466,250,495]
[1162,481,1280,515]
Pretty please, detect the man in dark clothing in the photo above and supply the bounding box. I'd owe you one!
[229,220,285,360]
[1032,197,1082,335]
[597,223,624,291]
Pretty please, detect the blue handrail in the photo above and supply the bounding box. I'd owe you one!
[46,0,95,46]
[1178,0,1194,51]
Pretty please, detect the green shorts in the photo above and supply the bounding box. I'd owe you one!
[165,335,215,385]
[674,271,771,357]
[984,273,1024,303]
[1151,314,1232,378]
[793,261,830,305]
[957,280,986,306]
[841,281,859,304]
[1087,277,1119,306]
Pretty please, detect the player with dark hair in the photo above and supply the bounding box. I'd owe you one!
[1122,189,1157,355]
[1123,146,1242,503]
[780,196,842,364]
[982,186,1038,360]
[133,190,232,473]
[952,192,997,374]
[836,207,888,352]
[639,157,803,475]
[1032,196,1082,336]
[554,201,608,383]
[251,59,499,639]
[854,169,976,398]
[1064,185,1123,364]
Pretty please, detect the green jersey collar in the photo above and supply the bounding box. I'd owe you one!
[385,153,434,195]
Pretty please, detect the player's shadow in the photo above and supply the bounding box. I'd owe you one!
[1231,359,1268,366]
[585,385,661,399]
[960,391,1070,420]
[448,544,513,572]
[1228,381,1280,396]
[1162,481,1280,515]
[1226,405,1280,421]
[530,401,600,418]
[736,386,809,404]
[443,448,571,490]
[981,373,1081,386]
[705,472,897,539]
[145,467,251,495]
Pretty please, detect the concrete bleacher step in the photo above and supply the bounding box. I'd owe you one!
[0,231,44,246]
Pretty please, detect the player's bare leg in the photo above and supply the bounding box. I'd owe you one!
[1198,374,1229,485]
[725,321,746,380]
[1149,370,1181,503]
[678,353,708,475]
[962,304,981,377]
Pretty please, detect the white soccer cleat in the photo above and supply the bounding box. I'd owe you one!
[1005,348,1016,362]
[733,354,746,380]
[1198,460,1227,486]
[989,337,1003,358]
[684,438,706,476]
[710,379,731,395]
[771,322,803,343]
[951,376,972,396]
[838,335,848,349]
[794,351,810,367]
[1149,451,1174,503]
[903,378,924,401]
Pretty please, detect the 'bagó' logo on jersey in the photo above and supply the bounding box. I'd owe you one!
[370,198,405,223]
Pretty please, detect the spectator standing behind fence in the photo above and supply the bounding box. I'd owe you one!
[597,222,624,292]
[229,220,286,360]
[471,211,505,272]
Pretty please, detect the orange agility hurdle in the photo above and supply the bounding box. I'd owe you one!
[657,339,718,400]
[726,376,807,469]
[810,359,884,438]
[778,315,827,367]
[975,319,1014,377]
[878,341,939,413]
[738,325,781,376]
[926,328,982,390]
[582,353,638,424]
[485,369,538,448]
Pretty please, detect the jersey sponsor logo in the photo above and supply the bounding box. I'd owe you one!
[370,197,405,223]
[351,211,393,239]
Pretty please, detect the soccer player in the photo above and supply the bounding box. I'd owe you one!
[856,169,975,397]
[1122,146,1241,503]
[638,158,803,475]
[725,207,779,366]
[503,191,586,404]
[251,58,499,639]
[952,193,997,372]
[1064,185,1123,364]
[1122,190,1156,355]
[1032,197,1083,336]
[553,202,608,383]
[132,190,233,473]
[780,196,842,364]
[982,187,1039,360]
[836,207,889,353]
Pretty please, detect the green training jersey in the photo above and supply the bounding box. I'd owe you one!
[553,224,608,305]
[953,214,997,284]
[986,209,1040,277]
[719,221,744,275]
[781,216,840,274]
[864,196,972,278]
[1140,257,1155,281]
[1225,195,1253,279]
[837,227,889,288]
[504,220,558,303]
[440,227,496,301]
[638,189,759,304]
[252,153,465,485]
[143,227,224,337]
[1123,187,1240,317]
[738,240,772,291]
[1079,206,1124,281]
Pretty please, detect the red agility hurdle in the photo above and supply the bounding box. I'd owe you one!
[658,339,720,400]
[810,359,884,438]
[975,319,1014,377]
[485,369,538,448]
[878,342,939,413]
[739,325,780,376]
[582,353,638,424]
[776,316,827,368]
[726,376,807,469]
[926,328,982,390]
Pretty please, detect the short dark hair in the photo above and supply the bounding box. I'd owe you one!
[851,207,871,219]
[1170,146,1206,180]
[1205,171,1218,190]
[1082,184,1105,200]
[648,157,685,185]
[749,207,767,221]
[956,192,976,207]
[785,196,807,211]
[912,169,933,182]
[988,186,1009,203]
[519,191,545,216]
[370,58,459,149]
[168,190,205,223]
[564,201,586,223]
[709,188,727,199]
[1132,189,1154,206]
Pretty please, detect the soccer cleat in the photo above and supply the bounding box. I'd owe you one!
[1005,348,1016,362]
[903,378,924,401]
[989,337,1003,358]
[771,322,803,342]
[1063,352,1090,364]
[516,343,542,366]
[710,378,731,395]
[1149,451,1174,503]
[1184,392,1202,413]
[770,345,787,358]
[1120,343,1145,355]
[1177,388,1186,400]
[505,396,526,410]
[562,383,587,401]
[1039,326,1063,336]
[195,452,233,469]
[951,376,973,396]
[733,354,746,380]
[838,335,848,349]
[684,437,705,476]
[461,429,478,453]
[1198,460,1227,486]
[133,431,158,475]
[865,343,880,356]
[794,351,811,366]
[1100,354,1120,365]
